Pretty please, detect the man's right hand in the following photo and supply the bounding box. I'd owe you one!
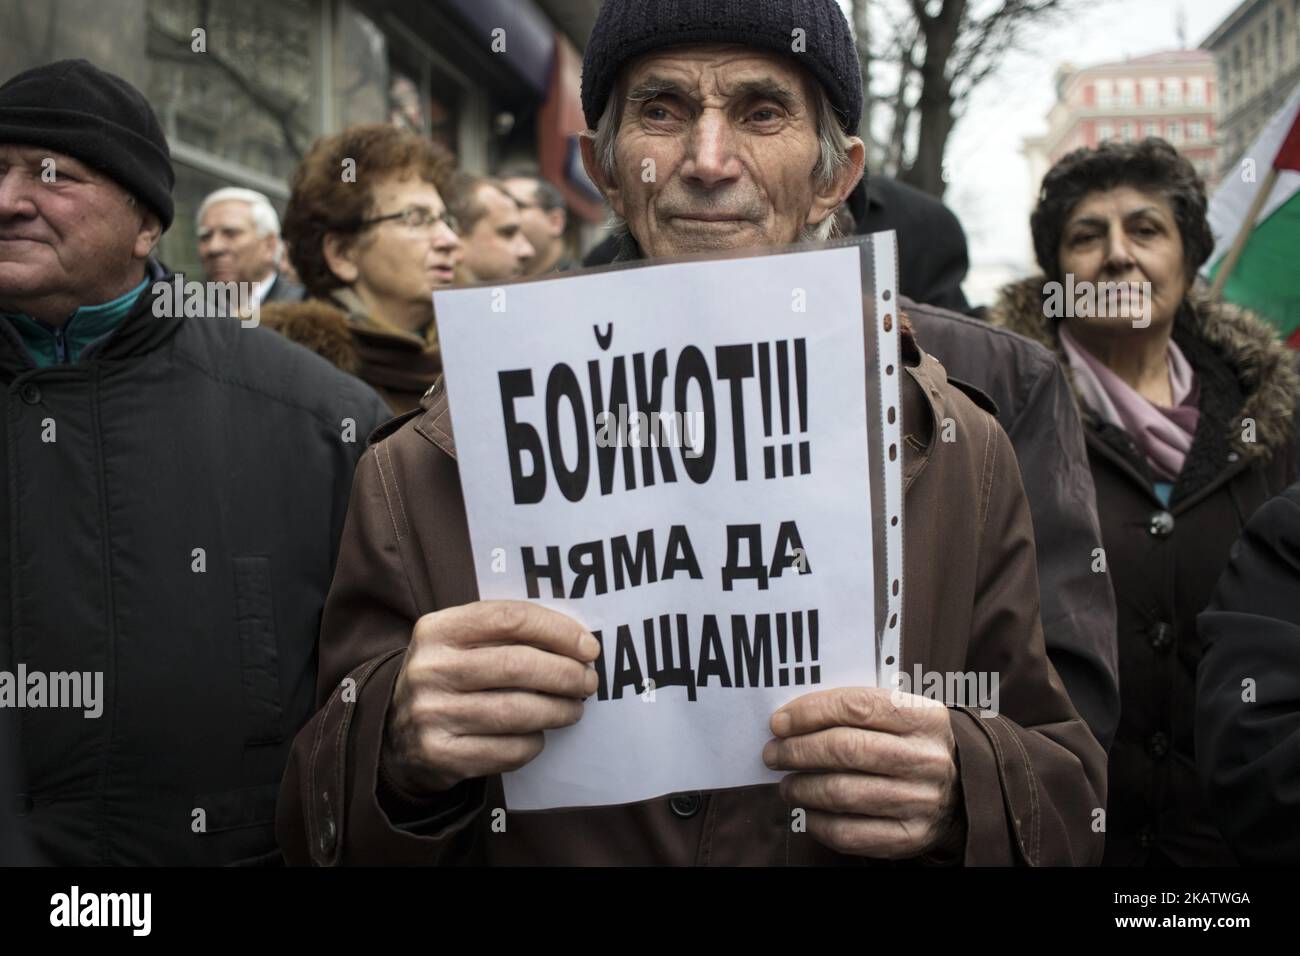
[381,600,601,795]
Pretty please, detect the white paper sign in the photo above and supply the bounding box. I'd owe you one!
[434,246,879,810]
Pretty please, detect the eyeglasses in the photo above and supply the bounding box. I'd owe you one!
[356,205,460,234]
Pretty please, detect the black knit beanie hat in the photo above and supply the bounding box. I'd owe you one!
[581,0,862,134]
[0,59,175,229]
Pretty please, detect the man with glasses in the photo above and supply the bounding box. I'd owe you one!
[266,123,463,414]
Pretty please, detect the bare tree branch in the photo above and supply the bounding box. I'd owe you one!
[852,0,1083,196]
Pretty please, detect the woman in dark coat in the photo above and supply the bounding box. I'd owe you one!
[989,138,1300,865]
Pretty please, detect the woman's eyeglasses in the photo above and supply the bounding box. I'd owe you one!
[356,206,460,234]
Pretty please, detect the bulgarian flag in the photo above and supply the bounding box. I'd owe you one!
[1204,82,1300,347]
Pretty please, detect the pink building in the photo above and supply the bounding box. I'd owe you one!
[1024,50,1221,196]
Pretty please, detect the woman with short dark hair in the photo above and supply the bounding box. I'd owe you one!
[267,124,463,413]
[990,137,1300,866]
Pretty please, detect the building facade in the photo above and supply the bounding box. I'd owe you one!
[1201,0,1300,178]
[0,0,604,276]
[1023,50,1221,203]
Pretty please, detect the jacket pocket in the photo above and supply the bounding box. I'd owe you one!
[193,783,280,835]
[234,554,283,746]
[192,783,282,865]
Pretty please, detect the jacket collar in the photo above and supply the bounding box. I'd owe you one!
[350,323,442,392]
[2,276,149,368]
[0,258,180,376]
[899,331,949,491]
[331,287,434,346]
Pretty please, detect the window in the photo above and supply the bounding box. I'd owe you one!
[1163,77,1182,106]
[143,0,319,183]
[427,59,466,156]
[1233,46,1243,99]
[1144,121,1160,137]
[1096,80,1113,107]
[335,5,389,128]
[1098,122,1114,142]
[1167,120,1182,143]
[1118,78,1135,107]
[1187,77,1205,105]
[1141,77,1159,105]
[1189,121,1206,142]
[1121,122,1134,141]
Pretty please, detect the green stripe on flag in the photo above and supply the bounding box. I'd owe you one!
[1207,189,1300,340]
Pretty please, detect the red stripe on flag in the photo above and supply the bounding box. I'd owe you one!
[1275,108,1300,172]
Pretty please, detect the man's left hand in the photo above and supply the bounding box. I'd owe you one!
[763,686,964,860]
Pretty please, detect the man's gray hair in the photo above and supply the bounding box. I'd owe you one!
[197,187,282,239]
[582,79,855,243]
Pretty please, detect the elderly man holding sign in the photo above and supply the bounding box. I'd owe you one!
[278,0,1105,866]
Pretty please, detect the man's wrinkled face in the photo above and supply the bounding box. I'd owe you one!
[460,184,535,282]
[197,200,278,284]
[584,44,853,258]
[0,144,158,311]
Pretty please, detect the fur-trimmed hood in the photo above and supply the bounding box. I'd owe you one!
[260,298,442,415]
[260,300,361,375]
[987,276,1300,463]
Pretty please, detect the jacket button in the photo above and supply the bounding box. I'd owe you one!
[1147,732,1170,760]
[669,793,702,819]
[15,793,33,816]
[1148,510,1174,537]
[19,382,40,404]
[1148,622,1174,652]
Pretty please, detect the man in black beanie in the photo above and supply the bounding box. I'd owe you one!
[573,1,1119,754]
[0,59,390,865]
[276,0,1104,868]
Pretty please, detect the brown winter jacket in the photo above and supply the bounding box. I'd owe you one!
[989,279,1300,866]
[261,296,441,415]
[275,310,1106,866]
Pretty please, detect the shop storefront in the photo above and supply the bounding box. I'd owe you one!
[0,0,603,276]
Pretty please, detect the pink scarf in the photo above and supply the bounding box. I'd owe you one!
[1059,324,1200,481]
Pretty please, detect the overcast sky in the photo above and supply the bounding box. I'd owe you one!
[939,0,1242,292]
